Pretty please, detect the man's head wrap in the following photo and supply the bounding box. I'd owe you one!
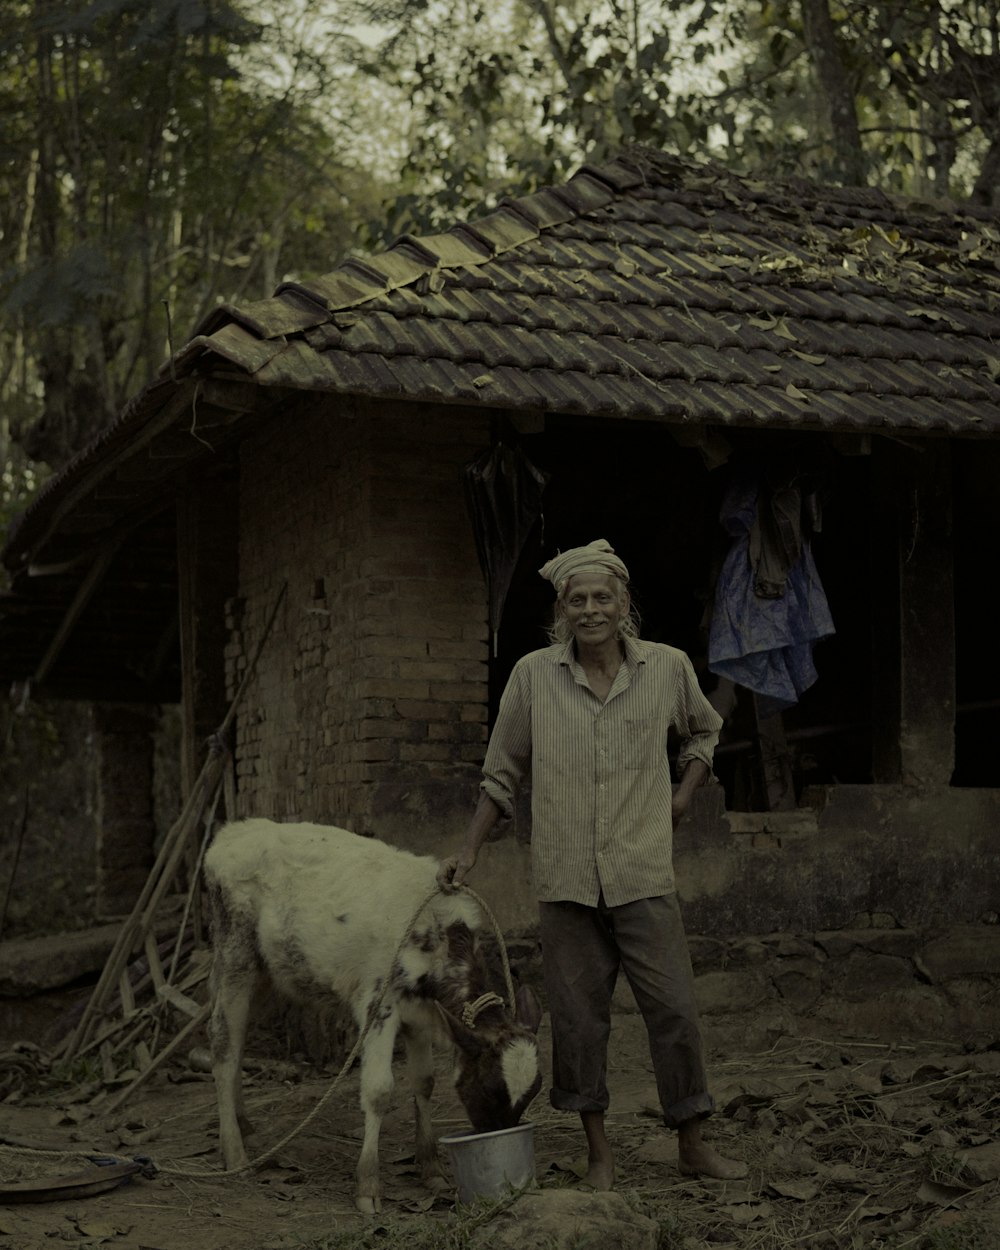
[538,539,630,597]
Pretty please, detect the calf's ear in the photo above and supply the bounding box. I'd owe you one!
[434,1002,485,1056]
[514,984,543,1033]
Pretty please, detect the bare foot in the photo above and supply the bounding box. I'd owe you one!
[678,1142,748,1179]
[677,1119,748,1180]
[579,1109,615,1190]
[582,1152,615,1191]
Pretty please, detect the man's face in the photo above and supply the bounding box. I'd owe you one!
[559,574,628,649]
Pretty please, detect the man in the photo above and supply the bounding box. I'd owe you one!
[438,538,746,1187]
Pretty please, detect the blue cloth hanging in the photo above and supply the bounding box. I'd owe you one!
[708,473,835,717]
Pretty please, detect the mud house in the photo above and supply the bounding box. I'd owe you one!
[2,150,998,953]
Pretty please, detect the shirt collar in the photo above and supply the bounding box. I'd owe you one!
[556,636,647,667]
[622,635,646,668]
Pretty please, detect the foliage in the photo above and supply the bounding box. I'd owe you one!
[358,0,1000,244]
[0,0,383,474]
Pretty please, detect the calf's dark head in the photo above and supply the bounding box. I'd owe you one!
[440,984,543,1131]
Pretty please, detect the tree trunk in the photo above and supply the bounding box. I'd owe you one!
[971,134,1000,206]
[800,0,868,185]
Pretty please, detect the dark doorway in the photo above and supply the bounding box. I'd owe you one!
[487,419,874,810]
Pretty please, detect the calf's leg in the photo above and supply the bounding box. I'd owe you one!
[401,1016,448,1193]
[355,1006,402,1214]
[210,940,260,1171]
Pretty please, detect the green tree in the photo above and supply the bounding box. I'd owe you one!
[357,0,999,243]
[0,0,383,476]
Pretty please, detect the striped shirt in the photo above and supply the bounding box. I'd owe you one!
[481,636,723,907]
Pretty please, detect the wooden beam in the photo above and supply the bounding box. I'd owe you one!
[33,535,124,684]
[17,386,199,567]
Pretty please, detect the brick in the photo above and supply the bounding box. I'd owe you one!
[427,638,489,661]
[430,681,485,701]
[366,636,430,659]
[356,678,432,700]
[400,743,452,763]
[395,699,457,721]
[359,718,417,740]
[353,740,399,763]
[424,722,473,744]
[397,659,462,682]
[361,698,398,719]
[376,615,457,639]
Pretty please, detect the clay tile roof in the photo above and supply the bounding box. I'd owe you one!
[5,147,1000,579]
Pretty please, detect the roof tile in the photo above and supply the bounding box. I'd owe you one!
[345,251,430,290]
[549,171,617,215]
[393,232,491,269]
[10,148,1000,574]
[502,188,577,230]
[455,209,539,255]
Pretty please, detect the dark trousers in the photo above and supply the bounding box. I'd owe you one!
[538,893,715,1128]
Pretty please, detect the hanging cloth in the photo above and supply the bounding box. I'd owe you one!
[708,470,835,717]
[463,442,549,655]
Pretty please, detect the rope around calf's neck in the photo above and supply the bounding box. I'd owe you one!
[157,881,516,1179]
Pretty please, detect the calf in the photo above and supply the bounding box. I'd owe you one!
[203,819,542,1212]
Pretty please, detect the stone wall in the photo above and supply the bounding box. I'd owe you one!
[673,783,1000,935]
[690,923,1000,1045]
[227,399,490,845]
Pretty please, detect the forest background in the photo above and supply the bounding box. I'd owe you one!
[0,0,998,934]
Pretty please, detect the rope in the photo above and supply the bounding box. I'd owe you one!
[465,885,516,1009]
[155,881,516,1180]
[461,992,505,1028]
[0,1143,91,1165]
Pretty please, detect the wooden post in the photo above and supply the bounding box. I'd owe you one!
[870,440,955,785]
[62,583,287,1059]
[753,695,796,810]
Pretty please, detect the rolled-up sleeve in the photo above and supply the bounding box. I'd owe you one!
[674,654,724,776]
[481,661,533,817]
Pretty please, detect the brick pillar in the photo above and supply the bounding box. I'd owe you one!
[94,703,158,917]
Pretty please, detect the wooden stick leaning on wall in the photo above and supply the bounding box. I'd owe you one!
[61,582,288,1060]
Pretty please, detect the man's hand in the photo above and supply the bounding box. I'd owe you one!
[671,793,692,825]
[436,852,477,891]
[672,760,710,826]
[438,792,502,891]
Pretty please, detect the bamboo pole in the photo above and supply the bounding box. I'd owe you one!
[101,1003,211,1116]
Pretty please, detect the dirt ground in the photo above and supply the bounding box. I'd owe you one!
[1,997,999,1250]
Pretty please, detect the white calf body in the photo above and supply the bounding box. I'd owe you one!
[203,819,542,1212]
